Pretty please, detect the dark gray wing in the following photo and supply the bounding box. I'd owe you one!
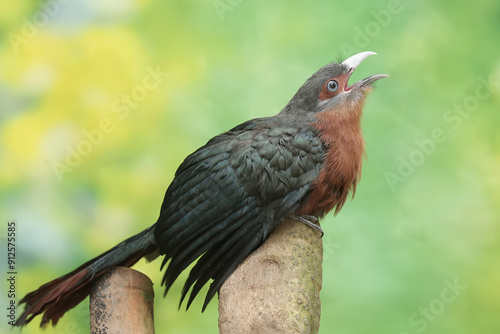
[153,117,326,309]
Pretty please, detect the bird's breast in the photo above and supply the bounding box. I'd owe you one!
[297,109,365,216]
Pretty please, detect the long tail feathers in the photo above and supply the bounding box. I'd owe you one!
[16,225,157,327]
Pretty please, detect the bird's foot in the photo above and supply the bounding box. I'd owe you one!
[290,215,323,238]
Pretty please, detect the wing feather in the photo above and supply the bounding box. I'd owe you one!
[153,118,326,309]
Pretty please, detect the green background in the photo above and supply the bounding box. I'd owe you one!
[1,0,499,333]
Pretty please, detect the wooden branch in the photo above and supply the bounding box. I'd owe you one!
[218,218,323,334]
[90,266,155,334]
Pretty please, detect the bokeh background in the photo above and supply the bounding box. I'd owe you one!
[1,0,499,333]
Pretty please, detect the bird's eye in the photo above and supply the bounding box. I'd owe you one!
[327,80,338,92]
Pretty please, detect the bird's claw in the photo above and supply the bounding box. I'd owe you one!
[290,215,323,238]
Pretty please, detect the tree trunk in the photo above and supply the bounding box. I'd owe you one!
[218,218,323,334]
[89,266,155,334]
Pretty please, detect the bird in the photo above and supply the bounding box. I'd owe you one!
[16,51,388,327]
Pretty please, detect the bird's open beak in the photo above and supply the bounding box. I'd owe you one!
[342,51,389,92]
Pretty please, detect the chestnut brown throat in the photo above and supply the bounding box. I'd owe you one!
[301,93,368,216]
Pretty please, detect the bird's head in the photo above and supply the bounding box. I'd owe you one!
[282,51,388,118]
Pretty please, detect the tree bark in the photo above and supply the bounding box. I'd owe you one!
[90,266,155,334]
[218,218,323,334]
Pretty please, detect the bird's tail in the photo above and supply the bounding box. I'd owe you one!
[15,225,158,327]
